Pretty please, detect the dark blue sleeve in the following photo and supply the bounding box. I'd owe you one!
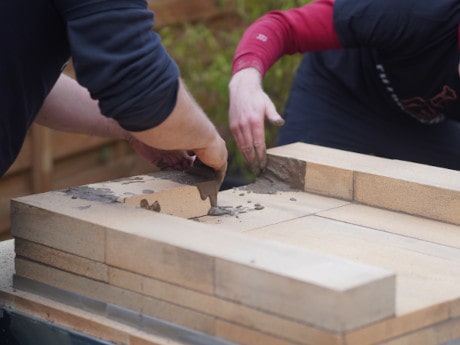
[53,0,179,131]
[333,0,460,52]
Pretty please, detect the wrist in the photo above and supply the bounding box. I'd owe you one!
[229,68,262,93]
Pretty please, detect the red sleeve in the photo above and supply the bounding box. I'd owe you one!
[232,0,342,77]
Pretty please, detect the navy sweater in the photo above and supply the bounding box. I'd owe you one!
[234,0,460,124]
[332,0,460,123]
[0,0,179,176]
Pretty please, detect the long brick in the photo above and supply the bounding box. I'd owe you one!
[11,197,106,261]
[318,204,460,249]
[15,239,109,282]
[106,229,215,294]
[344,303,450,345]
[68,171,217,219]
[266,143,460,224]
[13,258,216,334]
[109,267,342,345]
[214,254,395,332]
[354,172,460,225]
[198,187,349,233]
[377,317,460,345]
[215,320,301,345]
[247,214,460,316]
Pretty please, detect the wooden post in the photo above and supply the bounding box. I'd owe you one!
[32,124,53,193]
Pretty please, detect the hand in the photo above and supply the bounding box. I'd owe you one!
[126,79,228,186]
[127,135,194,170]
[228,68,284,175]
[193,135,228,190]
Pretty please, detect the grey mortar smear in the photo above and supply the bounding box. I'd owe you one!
[63,186,118,203]
[207,156,304,216]
[63,158,302,215]
[242,155,305,194]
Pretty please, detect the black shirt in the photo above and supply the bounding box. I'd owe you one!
[0,0,179,176]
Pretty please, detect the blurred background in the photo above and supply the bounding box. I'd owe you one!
[0,0,306,240]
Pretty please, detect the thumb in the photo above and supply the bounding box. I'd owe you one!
[265,103,285,127]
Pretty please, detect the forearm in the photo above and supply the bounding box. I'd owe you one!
[232,0,341,77]
[130,79,227,173]
[130,79,220,151]
[36,73,127,140]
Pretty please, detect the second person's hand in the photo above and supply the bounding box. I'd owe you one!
[229,68,284,175]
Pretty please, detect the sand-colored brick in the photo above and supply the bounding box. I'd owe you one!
[109,267,346,345]
[318,203,460,249]
[78,172,217,219]
[106,229,215,294]
[215,320,303,345]
[141,295,216,334]
[215,257,395,333]
[377,317,460,345]
[14,258,216,335]
[354,172,460,225]
[344,303,450,345]
[305,162,354,200]
[247,215,460,315]
[266,143,460,224]
[198,188,349,232]
[15,239,109,282]
[15,258,144,313]
[11,197,106,261]
[451,298,460,318]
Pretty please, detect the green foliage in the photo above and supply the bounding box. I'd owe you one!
[157,0,307,181]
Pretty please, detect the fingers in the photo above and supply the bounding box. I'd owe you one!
[234,108,282,175]
[193,135,228,177]
[266,100,285,127]
[215,160,227,191]
[229,68,275,175]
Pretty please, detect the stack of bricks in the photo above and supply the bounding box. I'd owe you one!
[2,143,460,345]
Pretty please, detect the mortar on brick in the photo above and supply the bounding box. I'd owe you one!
[63,171,219,219]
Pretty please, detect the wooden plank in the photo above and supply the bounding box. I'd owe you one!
[32,124,53,193]
[0,171,32,240]
[51,131,115,161]
[49,145,155,189]
[4,126,116,177]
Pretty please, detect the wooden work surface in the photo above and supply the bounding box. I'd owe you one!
[2,143,460,345]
